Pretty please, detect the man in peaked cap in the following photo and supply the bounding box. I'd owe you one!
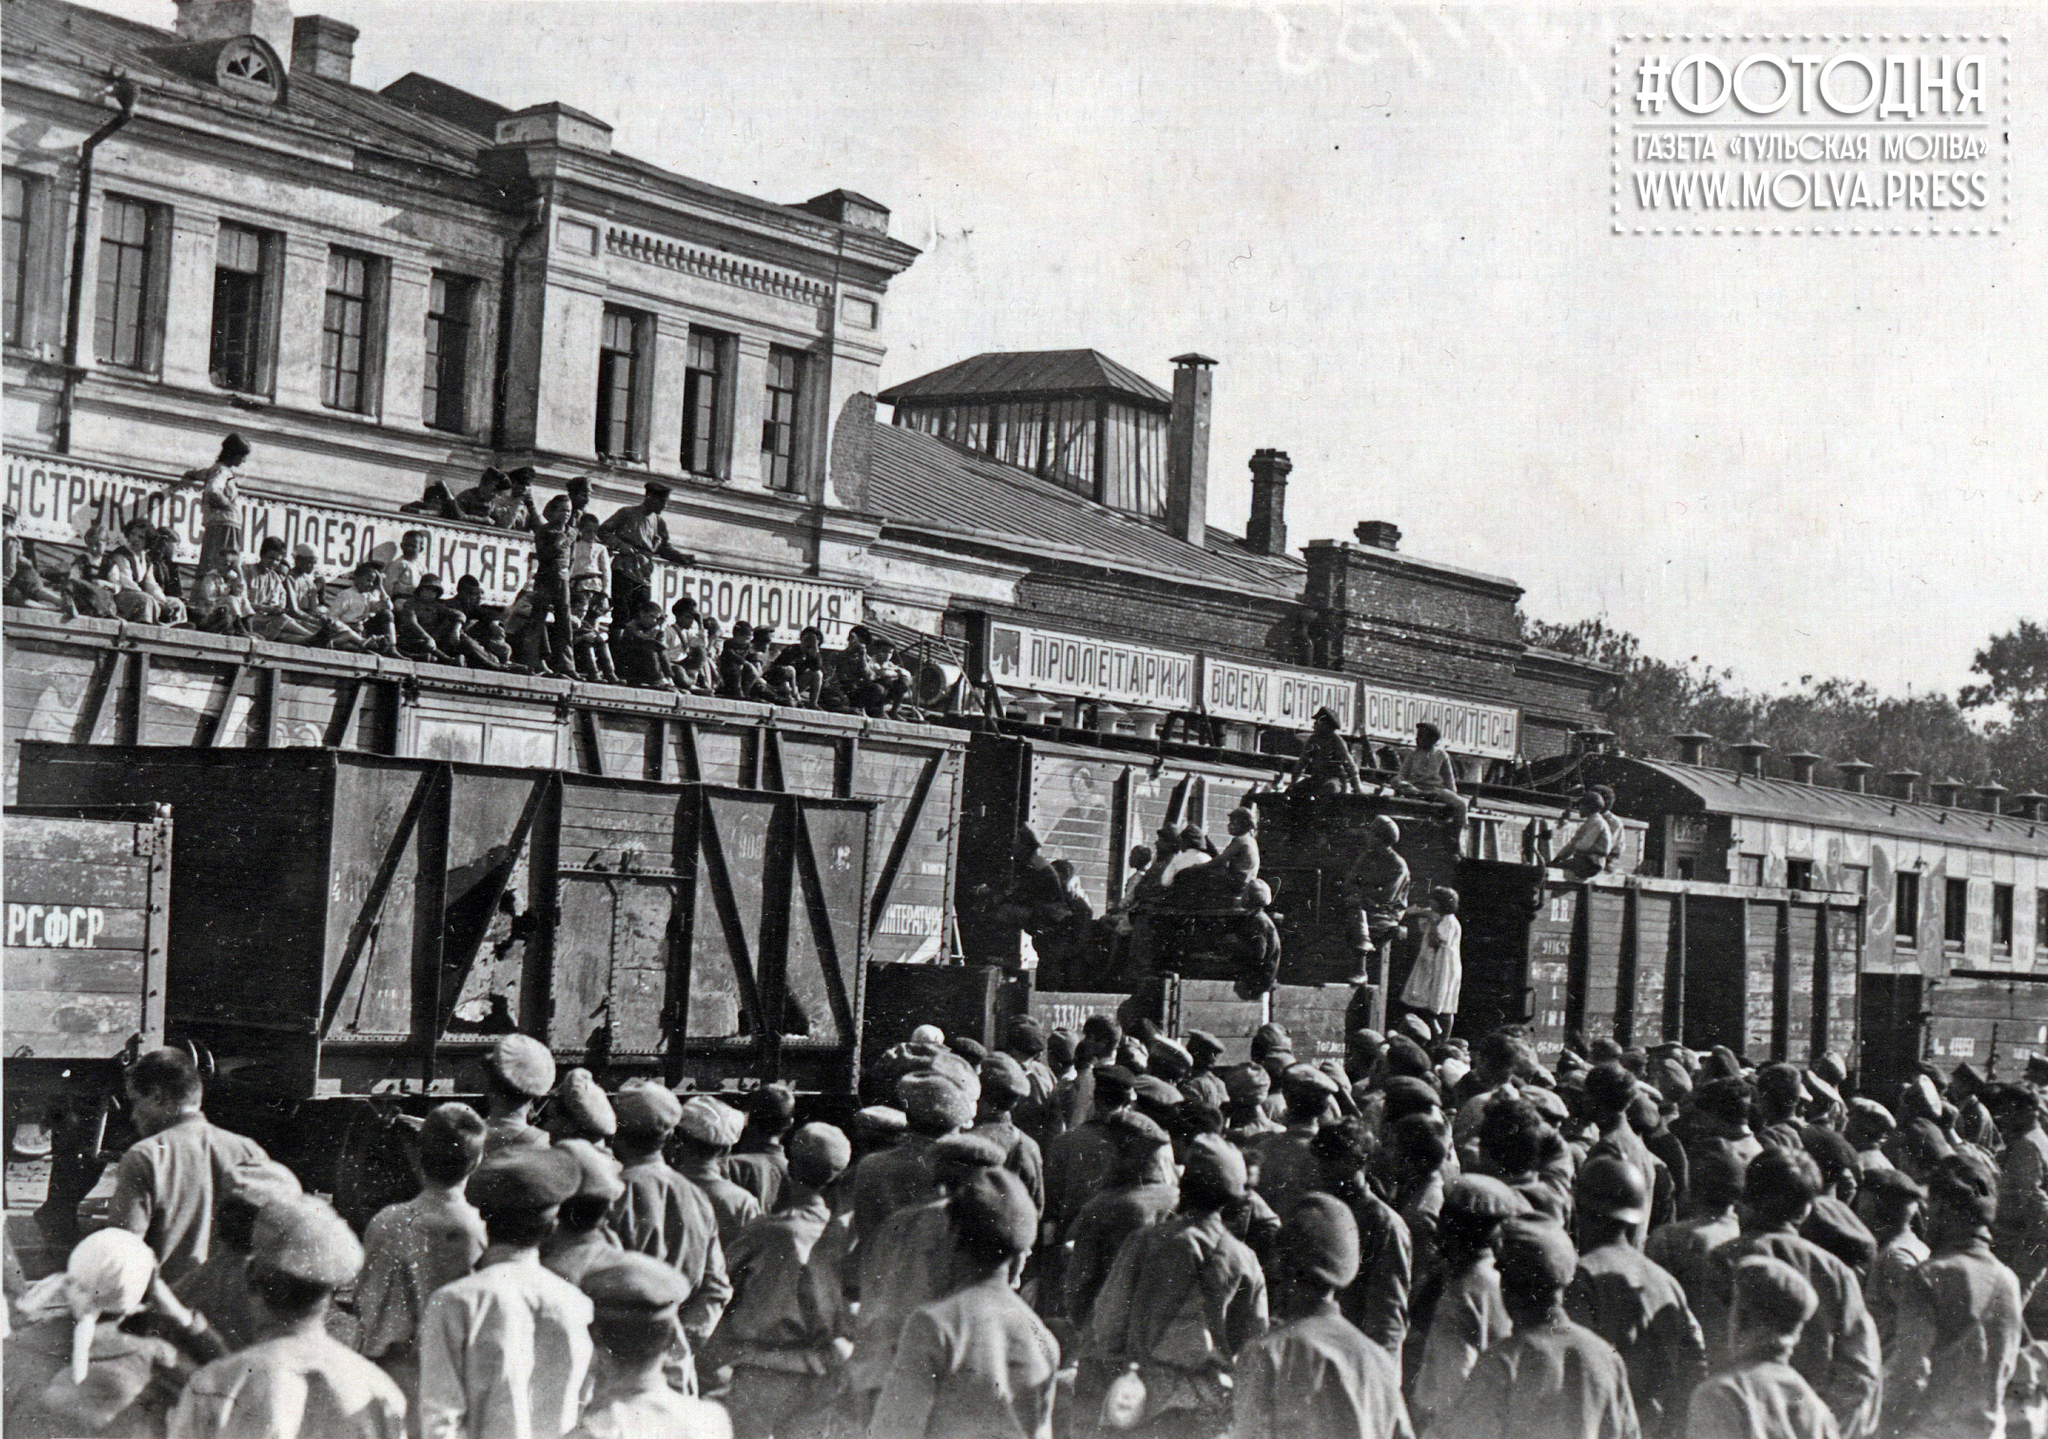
[1408,1175,1531,1429]
[1147,1034,1194,1083]
[1253,1064,1341,1220]
[605,1085,731,1358]
[1860,1166,1927,1348]
[1986,1081,2048,1330]
[1883,1150,2024,1439]
[540,1140,627,1288]
[419,1147,593,1439]
[671,1096,761,1246]
[1180,1030,1230,1109]
[170,1194,408,1439]
[1684,1256,1835,1439]
[1645,1139,1746,1321]
[722,1084,796,1214]
[1042,1064,1137,1250]
[1082,1134,1267,1438]
[568,1256,728,1439]
[1222,1062,1283,1146]
[870,1168,1059,1439]
[851,1067,975,1242]
[1434,1216,1637,1439]
[172,1156,302,1351]
[999,1015,1062,1148]
[1233,1195,1409,1439]
[711,1124,853,1439]
[1701,1146,1881,1439]
[972,1052,1045,1213]
[479,1034,556,1156]
[543,1069,615,1144]
[1845,1097,1898,1174]
[1063,1111,1179,1332]
[1310,1117,1412,1366]
[1565,1156,1705,1439]
[1583,1061,1673,1241]
[844,1132,1009,1429]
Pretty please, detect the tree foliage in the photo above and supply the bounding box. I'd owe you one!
[1522,612,2048,798]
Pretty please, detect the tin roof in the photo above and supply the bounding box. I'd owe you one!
[867,420,1304,601]
[878,351,1173,408]
[1592,754,2048,857]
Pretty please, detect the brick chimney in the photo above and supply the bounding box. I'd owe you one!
[1245,449,1291,557]
[175,0,293,56]
[1886,769,1921,802]
[291,15,357,82]
[1731,739,1771,780]
[1785,751,1821,785]
[1672,731,1714,766]
[1354,520,1402,551]
[1835,759,1873,793]
[1976,780,2009,813]
[1165,354,1215,546]
[1930,778,1962,808]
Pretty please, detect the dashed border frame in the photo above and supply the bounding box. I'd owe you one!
[1609,33,2010,235]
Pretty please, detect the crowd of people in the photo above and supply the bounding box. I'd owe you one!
[12,1010,2048,1439]
[3,436,922,718]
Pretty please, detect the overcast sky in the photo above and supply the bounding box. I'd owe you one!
[90,0,2048,697]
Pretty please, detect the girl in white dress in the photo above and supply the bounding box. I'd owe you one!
[1400,886,1463,1038]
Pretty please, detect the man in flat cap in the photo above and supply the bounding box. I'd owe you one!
[672,1096,762,1245]
[1986,1081,2048,1329]
[710,1123,853,1438]
[1180,1031,1230,1109]
[1430,1216,1637,1439]
[173,1157,302,1351]
[1684,1256,1836,1439]
[846,1132,1009,1430]
[1222,1064,1284,1146]
[597,481,692,637]
[569,1256,728,1439]
[418,1147,591,1439]
[1700,1147,1880,1439]
[1409,1175,1531,1430]
[1583,1063,1672,1242]
[1859,1167,1927,1347]
[723,1084,796,1214]
[1644,1140,1745,1322]
[1084,1135,1267,1438]
[1565,1156,1705,1439]
[540,1140,626,1288]
[354,1104,488,1408]
[870,1168,1058,1439]
[1063,1111,1179,1333]
[999,1015,1063,1149]
[1233,1194,1411,1439]
[973,1052,1046,1213]
[170,1193,407,1439]
[1883,1151,2024,1439]
[1254,1063,1341,1219]
[1043,1063,1137,1246]
[852,1067,976,1243]
[541,1069,615,1146]
[480,1035,557,1156]
[606,1084,731,1357]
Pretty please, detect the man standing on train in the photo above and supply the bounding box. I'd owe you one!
[1341,815,1409,989]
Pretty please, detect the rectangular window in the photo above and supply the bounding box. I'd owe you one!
[423,271,475,432]
[94,195,158,370]
[681,327,727,477]
[210,223,270,392]
[1785,859,1814,892]
[762,345,803,490]
[1737,854,1763,888]
[1994,884,2015,950]
[1946,877,1970,946]
[595,307,644,459]
[2038,890,2048,950]
[1896,872,1920,944]
[321,248,374,412]
[4,173,32,348]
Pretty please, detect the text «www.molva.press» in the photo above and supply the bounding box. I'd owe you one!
[1612,33,2007,235]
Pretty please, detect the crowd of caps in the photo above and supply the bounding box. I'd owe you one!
[17,1007,2048,1439]
[1,434,922,715]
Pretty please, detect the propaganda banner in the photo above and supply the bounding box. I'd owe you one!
[1359,683,1521,760]
[1198,655,1356,731]
[983,618,1195,709]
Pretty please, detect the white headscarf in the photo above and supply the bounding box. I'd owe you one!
[15,1229,157,1382]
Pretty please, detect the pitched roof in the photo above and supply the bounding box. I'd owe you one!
[867,420,1303,601]
[878,350,1172,408]
[1593,754,2048,858]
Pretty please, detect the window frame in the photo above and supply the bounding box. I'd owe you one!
[595,306,649,462]
[209,221,280,396]
[320,246,383,415]
[762,344,804,492]
[1993,882,2015,952]
[422,270,478,434]
[93,193,168,373]
[681,326,730,479]
[1895,871,1920,945]
[4,171,40,351]
[1736,854,1764,888]
[2038,889,2048,952]
[1945,876,1970,948]
[1784,858,1814,892]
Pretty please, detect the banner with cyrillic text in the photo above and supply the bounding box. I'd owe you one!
[1199,655,1356,731]
[1360,684,1520,760]
[984,620,1194,709]
[2,447,859,641]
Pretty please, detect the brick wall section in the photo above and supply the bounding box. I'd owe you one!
[1012,571,1306,661]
